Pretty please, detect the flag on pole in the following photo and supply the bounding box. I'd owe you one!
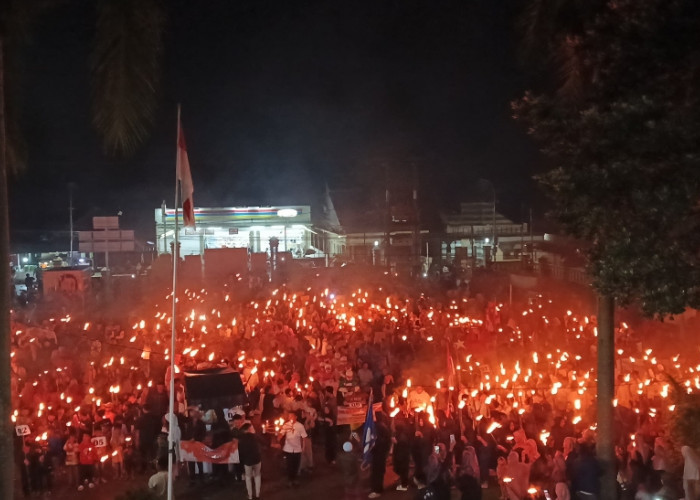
[361,390,376,466]
[446,343,456,389]
[176,117,195,227]
[446,344,457,417]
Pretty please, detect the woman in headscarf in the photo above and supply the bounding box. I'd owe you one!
[425,443,452,500]
[681,446,700,500]
[165,413,181,472]
[457,446,482,500]
[504,451,530,500]
[555,481,571,500]
[651,437,666,477]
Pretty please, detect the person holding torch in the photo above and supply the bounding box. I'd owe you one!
[278,410,307,487]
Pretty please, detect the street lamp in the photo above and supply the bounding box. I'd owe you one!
[478,179,497,261]
[373,241,379,266]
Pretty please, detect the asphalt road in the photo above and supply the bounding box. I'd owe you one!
[15,447,501,500]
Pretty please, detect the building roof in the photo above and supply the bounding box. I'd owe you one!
[155,206,312,227]
[441,202,516,226]
[327,187,386,234]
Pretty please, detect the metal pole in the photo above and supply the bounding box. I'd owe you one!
[491,183,496,261]
[529,208,534,264]
[167,105,181,500]
[161,200,167,255]
[69,185,74,261]
[509,283,513,305]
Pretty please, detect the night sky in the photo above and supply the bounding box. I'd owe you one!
[10,0,542,242]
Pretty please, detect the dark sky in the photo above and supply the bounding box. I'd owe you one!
[10,0,542,241]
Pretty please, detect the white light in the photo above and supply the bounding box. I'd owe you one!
[79,258,86,264]
[484,238,490,243]
[277,208,298,218]
[22,257,28,263]
[374,241,379,246]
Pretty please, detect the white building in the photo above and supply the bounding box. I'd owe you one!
[155,205,327,258]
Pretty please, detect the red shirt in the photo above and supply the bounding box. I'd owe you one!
[78,441,94,465]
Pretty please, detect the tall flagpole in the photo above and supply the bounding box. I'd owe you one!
[167,104,181,500]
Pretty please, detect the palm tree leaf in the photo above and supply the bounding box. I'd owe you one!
[90,0,164,157]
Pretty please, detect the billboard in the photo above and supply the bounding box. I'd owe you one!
[42,269,91,295]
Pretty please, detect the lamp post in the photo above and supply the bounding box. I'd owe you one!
[373,240,379,266]
[478,179,497,262]
[68,183,76,263]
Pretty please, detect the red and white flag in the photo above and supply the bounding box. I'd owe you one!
[446,344,456,389]
[177,116,195,227]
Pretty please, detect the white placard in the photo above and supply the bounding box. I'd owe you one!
[91,436,107,448]
[15,425,30,436]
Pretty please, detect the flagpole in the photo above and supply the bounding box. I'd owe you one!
[167,104,181,500]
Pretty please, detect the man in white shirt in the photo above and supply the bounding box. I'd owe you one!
[148,456,169,498]
[279,411,307,486]
[408,386,431,412]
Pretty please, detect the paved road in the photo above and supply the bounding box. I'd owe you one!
[15,447,501,500]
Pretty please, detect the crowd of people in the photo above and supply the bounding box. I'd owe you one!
[10,279,700,499]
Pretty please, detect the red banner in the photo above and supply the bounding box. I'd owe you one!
[180,440,237,464]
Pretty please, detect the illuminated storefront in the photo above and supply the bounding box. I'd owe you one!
[154,206,317,258]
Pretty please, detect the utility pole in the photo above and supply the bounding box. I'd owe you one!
[384,164,390,270]
[491,183,496,262]
[520,204,526,268]
[412,164,419,277]
[68,183,76,263]
[529,208,535,265]
[161,200,167,255]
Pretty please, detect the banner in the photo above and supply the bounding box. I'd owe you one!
[337,405,366,427]
[179,440,239,464]
[510,274,538,289]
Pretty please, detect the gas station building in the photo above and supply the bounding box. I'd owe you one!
[154,206,345,260]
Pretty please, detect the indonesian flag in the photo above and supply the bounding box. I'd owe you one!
[446,344,457,417]
[177,117,195,227]
[446,344,456,389]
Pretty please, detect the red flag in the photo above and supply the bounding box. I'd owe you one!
[446,344,456,389]
[177,117,195,227]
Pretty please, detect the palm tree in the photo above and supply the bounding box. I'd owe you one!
[0,1,164,497]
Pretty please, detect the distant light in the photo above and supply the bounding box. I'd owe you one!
[79,258,86,264]
[484,238,490,243]
[374,241,379,247]
[146,241,155,245]
[22,257,28,263]
[422,273,427,278]
[277,208,298,218]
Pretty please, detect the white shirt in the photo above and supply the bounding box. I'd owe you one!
[682,446,700,480]
[408,390,431,410]
[148,471,168,498]
[281,421,307,453]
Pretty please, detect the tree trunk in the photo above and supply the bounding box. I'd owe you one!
[0,36,13,500]
[597,294,616,500]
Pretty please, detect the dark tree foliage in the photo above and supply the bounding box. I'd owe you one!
[513,0,700,317]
